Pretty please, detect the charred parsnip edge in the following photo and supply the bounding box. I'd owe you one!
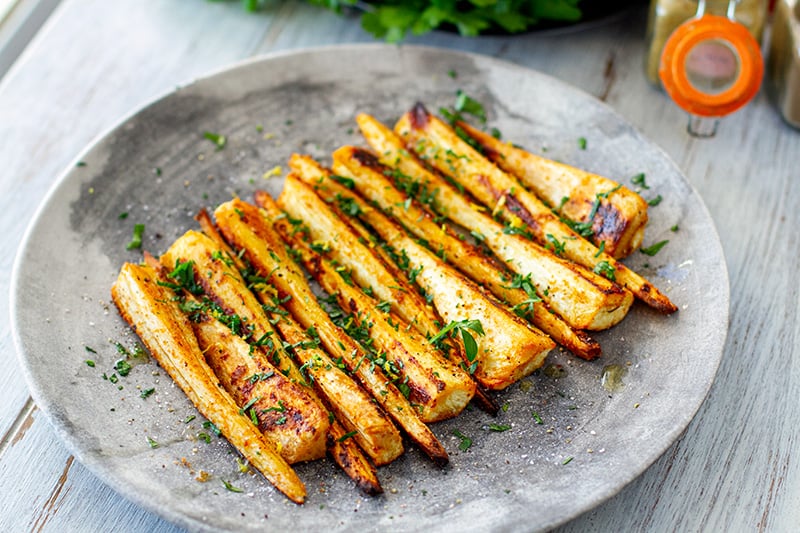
[111,262,306,504]
[395,103,677,314]
[456,120,648,259]
[355,114,601,358]
[214,198,448,465]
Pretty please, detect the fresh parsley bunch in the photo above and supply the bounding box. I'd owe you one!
[316,1,582,41]
[238,1,583,42]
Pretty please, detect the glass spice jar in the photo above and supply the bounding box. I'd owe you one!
[767,0,800,128]
[645,0,768,86]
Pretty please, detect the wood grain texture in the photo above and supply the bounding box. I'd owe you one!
[1,0,798,531]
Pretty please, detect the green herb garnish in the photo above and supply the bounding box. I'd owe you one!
[630,172,649,189]
[203,131,226,150]
[337,430,358,443]
[126,223,145,250]
[640,240,669,256]
[452,429,472,451]
[593,260,616,281]
[140,388,155,399]
[221,479,243,493]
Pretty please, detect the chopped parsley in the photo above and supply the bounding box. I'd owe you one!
[452,429,472,451]
[430,319,484,374]
[337,430,358,443]
[330,174,355,189]
[562,456,574,465]
[114,358,132,377]
[578,137,587,150]
[593,260,616,281]
[454,90,486,123]
[158,259,204,295]
[545,234,566,256]
[203,131,226,150]
[488,423,511,432]
[532,412,543,425]
[85,360,95,367]
[139,387,155,399]
[126,223,145,250]
[630,172,649,189]
[640,240,669,256]
[647,194,663,207]
[202,420,221,437]
[146,436,159,448]
[221,479,243,493]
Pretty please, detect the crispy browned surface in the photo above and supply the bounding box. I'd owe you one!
[273,187,476,421]
[357,114,633,331]
[356,114,601,358]
[395,104,676,314]
[456,120,648,259]
[111,263,306,503]
[271,308,403,467]
[191,316,328,464]
[327,422,382,496]
[160,230,329,463]
[287,160,555,390]
[214,198,448,465]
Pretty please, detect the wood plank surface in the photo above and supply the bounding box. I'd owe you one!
[1,0,798,531]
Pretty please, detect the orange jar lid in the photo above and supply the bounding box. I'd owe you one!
[659,14,763,118]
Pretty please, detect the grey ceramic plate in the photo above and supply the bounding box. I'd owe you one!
[11,44,728,532]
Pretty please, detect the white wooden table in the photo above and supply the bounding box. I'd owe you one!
[1,1,798,530]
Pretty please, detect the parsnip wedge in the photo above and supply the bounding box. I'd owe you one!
[111,263,306,504]
[356,115,633,331]
[270,306,403,469]
[278,156,439,340]
[395,103,677,314]
[271,201,476,422]
[286,154,467,367]
[279,168,554,390]
[327,422,382,496]
[214,198,447,465]
[191,314,328,463]
[160,230,322,393]
[329,134,599,359]
[195,209,407,467]
[456,120,648,259]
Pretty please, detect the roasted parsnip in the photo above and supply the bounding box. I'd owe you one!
[190,315,328,463]
[326,422,382,495]
[329,136,599,359]
[278,157,440,340]
[159,231,331,461]
[195,209,407,469]
[395,103,677,314]
[214,198,447,465]
[280,166,555,390]
[111,263,306,504]
[272,193,477,422]
[456,120,648,259]
[270,305,404,470]
[356,115,632,331]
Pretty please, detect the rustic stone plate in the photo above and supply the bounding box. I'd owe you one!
[11,44,728,532]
